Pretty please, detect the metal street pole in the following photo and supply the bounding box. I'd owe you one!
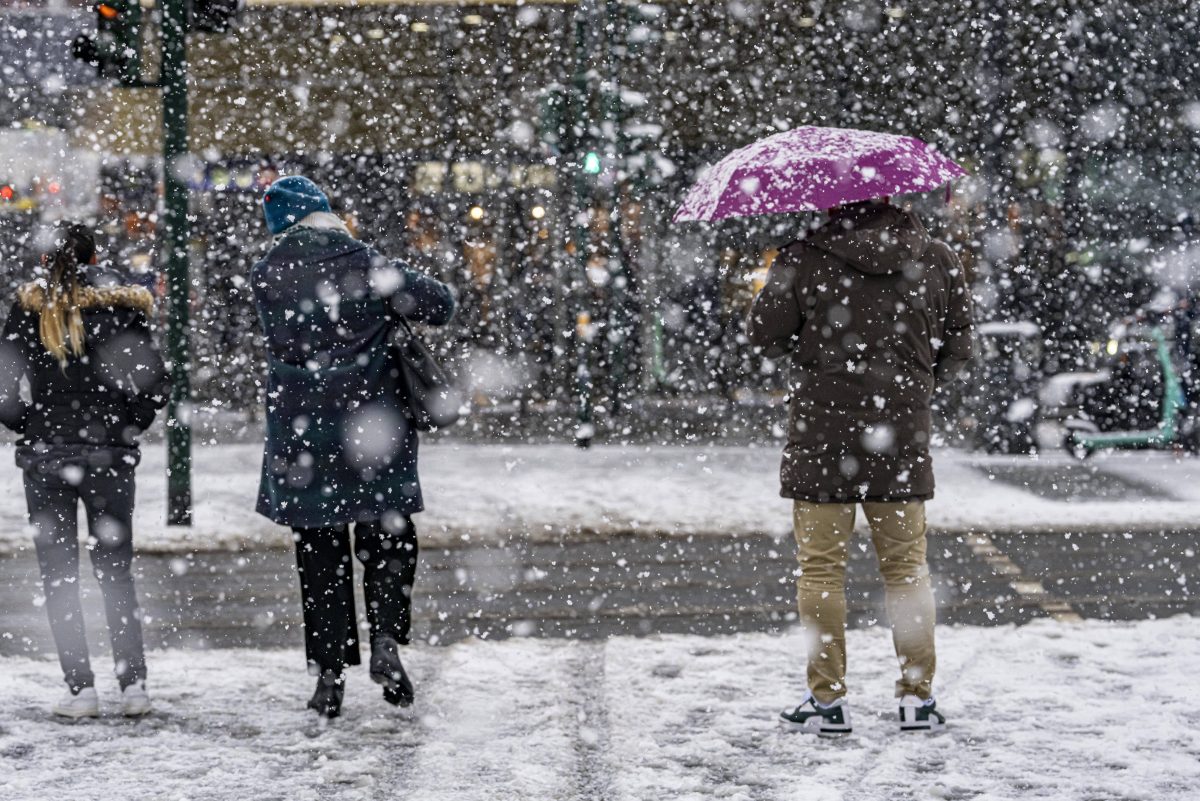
[602,0,629,409]
[162,0,191,525]
[572,0,596,447]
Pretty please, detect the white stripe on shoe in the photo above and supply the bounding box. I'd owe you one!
[898,694,946,732]
[780,693,853,737]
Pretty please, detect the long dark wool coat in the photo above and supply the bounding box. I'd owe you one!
[252,226,454,528]
[748,202,974,503]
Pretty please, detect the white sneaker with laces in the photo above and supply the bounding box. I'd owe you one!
[780,692,852,736]
[898,694,946,732]
[121,682,152,717]
[52,687,99,719]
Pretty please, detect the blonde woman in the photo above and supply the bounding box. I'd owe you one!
[0,223,167,718]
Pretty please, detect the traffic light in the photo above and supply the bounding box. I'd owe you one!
[583,151,602,175]
[72,1,141,85]
[192,0,243,34]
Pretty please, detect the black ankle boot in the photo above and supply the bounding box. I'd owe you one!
[369,637,414,707]
[307,670,345,719]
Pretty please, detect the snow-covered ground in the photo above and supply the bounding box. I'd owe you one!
[0,443,1198,555]
[0,441,1195,553]
[1,616,1196,801]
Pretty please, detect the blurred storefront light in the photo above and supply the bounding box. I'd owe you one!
[452,161,487,193]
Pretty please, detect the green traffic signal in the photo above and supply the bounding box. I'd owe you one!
[583,152,602,175]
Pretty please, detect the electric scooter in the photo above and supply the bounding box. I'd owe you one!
[1063,322,1191,458]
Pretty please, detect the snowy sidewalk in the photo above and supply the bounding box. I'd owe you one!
[0,443,1199,555]
[2,616,1197,801]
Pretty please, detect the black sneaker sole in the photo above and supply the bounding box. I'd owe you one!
[899,722,946,733]
[899,705,946,733]
[780,717,852,737]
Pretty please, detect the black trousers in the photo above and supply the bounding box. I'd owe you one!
[292,517,418,675]
[25,462,145,692]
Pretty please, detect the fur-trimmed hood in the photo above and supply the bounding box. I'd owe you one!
[17,282,154,316]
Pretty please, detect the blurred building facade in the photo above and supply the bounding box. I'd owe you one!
[1,1,1199,435]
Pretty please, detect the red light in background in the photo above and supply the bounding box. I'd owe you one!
[47,182,62,195]
[0,186,13,201]
[97,3,119,19]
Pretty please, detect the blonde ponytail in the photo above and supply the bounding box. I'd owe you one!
[39,224,95,367]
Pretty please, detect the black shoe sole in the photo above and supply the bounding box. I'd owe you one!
[308,687,344,719]
[371,670,414,707]
[900,723,946,732]
[383,686,413,708]
[307,702,341,720]
[781,719,853,737]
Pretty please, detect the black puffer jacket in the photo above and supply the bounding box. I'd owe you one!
[0,277,168,458]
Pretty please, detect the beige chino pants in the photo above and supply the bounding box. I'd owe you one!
[792,500,937,704]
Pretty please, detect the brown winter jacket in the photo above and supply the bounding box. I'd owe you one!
[748,202,973,503]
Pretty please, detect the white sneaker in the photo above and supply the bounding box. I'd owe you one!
[898,694,946,732]
[52,687,99,719]
[780,692,853,736]
[121,682,152,717]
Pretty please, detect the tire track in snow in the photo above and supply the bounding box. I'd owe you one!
[569,641,613,801]
[839,637,990,801]
[604,634,796,801]
[399,637,581,801]
[277,647,447,799]
[311,645,449,797]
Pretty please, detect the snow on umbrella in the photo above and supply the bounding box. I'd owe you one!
[673,125,967,223]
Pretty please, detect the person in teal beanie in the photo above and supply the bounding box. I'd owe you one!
[262,176,332,235]
[252,176,455,720]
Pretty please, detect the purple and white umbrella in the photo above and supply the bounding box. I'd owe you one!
[673,125,967,223]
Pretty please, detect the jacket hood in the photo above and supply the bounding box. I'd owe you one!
[18,282,154,316]
[269,222,364,257]
[807,202,931,276]
[293,211,352,236]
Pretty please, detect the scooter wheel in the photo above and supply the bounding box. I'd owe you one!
[1062,432,1093,460]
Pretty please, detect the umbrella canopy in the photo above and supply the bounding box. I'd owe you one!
[674,126,967,223]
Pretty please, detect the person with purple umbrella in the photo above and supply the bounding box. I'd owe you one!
[748,195,973,736]
[679,126,973,736]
